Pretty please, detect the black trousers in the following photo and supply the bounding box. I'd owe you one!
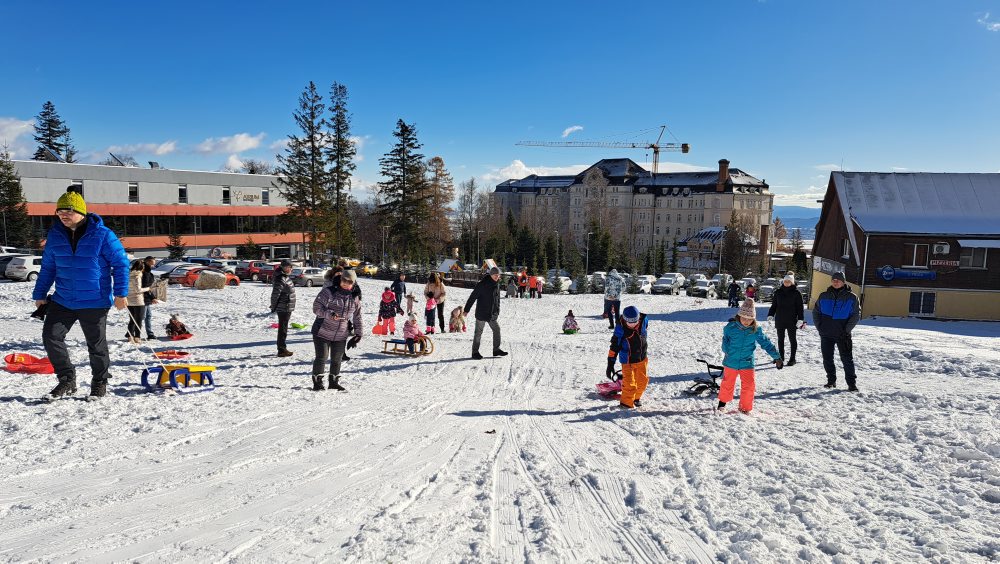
[42,301,111,384]
[127,305,146,339]
[776,325,798,361]
[276,311,291,352]
[821,334,857,386]
[313,338,347,377]
[436,302,446,332]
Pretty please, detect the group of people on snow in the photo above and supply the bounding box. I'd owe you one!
[29,186,862,407]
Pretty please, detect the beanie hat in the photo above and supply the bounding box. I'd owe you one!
[783,273,795,284]
[622,306,640,324]
[279,259,292,267]
[56,190,87,215]
[341,269,357,283]
[408,312,417,322]
[489,266,501,275]
[738,298,756,320]
[831,271,846,282]
[381,289,395,302]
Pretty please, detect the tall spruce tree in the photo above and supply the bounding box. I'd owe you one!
[62,132,77,163]
[424,156,454,254]
[0,147,34,248]
[274,82,332,262]
[32,101,70,161]
[376,119,428,257]
[326,82,356,210]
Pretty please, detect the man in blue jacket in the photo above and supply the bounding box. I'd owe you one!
[32,189,130,401]
[813,272,861,391]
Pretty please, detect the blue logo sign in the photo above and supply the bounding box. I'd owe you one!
[878,265,937,282]
[879,265,895,281]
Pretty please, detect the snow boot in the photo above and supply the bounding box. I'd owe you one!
[786,358,796,367]
[48,380,78,401]
[847,384,859,392]
[87,379,108,401]
[277,350,293,357]
[633,399,642,408]
[312,375,325,391]
[618,402,634,409]
[472,351,484,360]
[823,382,836,389]
[493,349,508,357]
[328,376,346,391]
[717,400,726,412]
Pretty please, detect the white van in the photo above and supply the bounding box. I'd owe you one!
[5,256,43,281]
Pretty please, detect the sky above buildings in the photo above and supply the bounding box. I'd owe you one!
[1,0,998,208]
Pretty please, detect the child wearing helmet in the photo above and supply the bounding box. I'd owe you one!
[607,305,649,409]
[719,298,782,414]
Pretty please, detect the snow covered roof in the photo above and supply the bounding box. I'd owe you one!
[832,172,1000,236]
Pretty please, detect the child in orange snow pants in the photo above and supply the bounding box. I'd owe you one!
[620,358,649,408]
[607,306,649,409]
[718,299,782,414]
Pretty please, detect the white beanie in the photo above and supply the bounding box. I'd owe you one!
[783,273,795,284]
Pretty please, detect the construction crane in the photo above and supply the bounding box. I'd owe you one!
[516,125,689,174]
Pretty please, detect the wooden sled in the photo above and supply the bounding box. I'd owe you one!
[141,364,217,394]
[382,336,434,356]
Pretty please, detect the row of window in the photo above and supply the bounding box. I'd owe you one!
[565,196,747,209]
[841,241,989,269]
[31,215,280,237]
[69,181,270,206]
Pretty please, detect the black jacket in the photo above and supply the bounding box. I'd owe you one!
[390,279,406,303]
[814,285,860,339]
[141,267,156,305]
[270,270,296,313]
[767,284,804,328]
[464,275,500,322]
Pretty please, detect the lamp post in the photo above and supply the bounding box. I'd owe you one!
[554,230,559,275]
[586,231,594,277]
[381,225,389,267]
[476,229,484,267]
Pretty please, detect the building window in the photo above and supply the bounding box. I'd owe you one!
[128,183,139,203]
[903,243,929,267]
[69,181,84,197]
[146,216,156,235]
[841,239,851,259]
[959,247,987,269]
[713,214,720,226]
[178,185,188,204]
[222,187,231,205]
[908,291,936,316]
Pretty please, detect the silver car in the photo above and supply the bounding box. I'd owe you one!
[291,267,327,287]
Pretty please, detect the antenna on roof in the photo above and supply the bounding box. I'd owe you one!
[108,153,126,167]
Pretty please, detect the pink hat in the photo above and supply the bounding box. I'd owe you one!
[738,298,756,320]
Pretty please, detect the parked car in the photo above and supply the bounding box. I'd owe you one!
[590,271,607,291]
[710,273,734,292]
[637,279,653,294]
[152,261,197,280]
[5,255,43,281]
[686,279,718,298]
[741,277,759,290]
[291,267,327,287]
[661,272,686,288]
[652,275,683,295]
[547,275,574,294]
[179,267,240,287]
[687,273,708,287]
[757,278,781,302]
[358,262,379,276]
[168,264,206,284]
[796,283,811,304]
[208,259,240,274]
[0,254,30,279]
[235,261,279,282]
[182,256,215,267]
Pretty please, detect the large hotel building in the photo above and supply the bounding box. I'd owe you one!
[13,160,305,258]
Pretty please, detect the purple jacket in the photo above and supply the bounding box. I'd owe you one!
[313,285,363,342]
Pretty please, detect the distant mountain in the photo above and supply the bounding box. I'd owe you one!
[773,206,821,240]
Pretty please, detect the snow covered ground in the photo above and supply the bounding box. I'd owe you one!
[1,277,998,562]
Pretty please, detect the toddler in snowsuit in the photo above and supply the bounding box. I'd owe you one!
[424,291,437,334]
[405,292,416,315]
[506,278,518,298]
[403,312,426,353]
[607,306,648,409]
[376,287,404,335]
[165,314,190,338]
[449,306,467,332]
[719,298,782,414]
[563,310,579,334]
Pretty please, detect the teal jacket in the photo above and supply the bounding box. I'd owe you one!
[722,319,780,370]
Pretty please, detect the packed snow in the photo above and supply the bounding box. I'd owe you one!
[1,277,998,562]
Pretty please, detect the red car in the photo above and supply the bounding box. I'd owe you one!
[180,267,240,287]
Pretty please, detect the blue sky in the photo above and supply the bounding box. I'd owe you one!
[2,0,998,207]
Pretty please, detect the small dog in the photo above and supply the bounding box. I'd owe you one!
[449,307,467,332]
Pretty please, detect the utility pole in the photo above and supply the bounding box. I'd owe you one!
[476,230,484,267]
[586,231,594,277]
[554,230,559,275]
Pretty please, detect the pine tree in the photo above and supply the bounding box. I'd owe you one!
[274,81,332,262]
[376,119,428,257]
[655,240,666,275]
[62,132,77,163]
[790,228,808,274]
[165,217,187,258]
[32,101,70,161]
[326,81,356,211]
[0,146,34,248]
[670,239,679,271]
[424,156,454,254]
[236,236,263,259]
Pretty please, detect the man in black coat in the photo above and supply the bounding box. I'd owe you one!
[813,272,861,391]
[767,274,804,365]
[390,273,406,312]
[463,267,507,360]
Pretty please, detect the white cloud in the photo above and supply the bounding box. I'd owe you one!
[268,138,289,152]
[481,159,590,183]
[107,141,177,156]
[978,12,1000,31]
[813,163,842,171]
[223,154,243,171]
[350,134,370,163]
[890,166,910,172]
[196,132,265,154]
[657,161,714,173]
[561,125,584,138]
[0,117,35,159]
[773,187,829,208]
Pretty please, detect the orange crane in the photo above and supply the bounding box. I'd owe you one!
[516,125,689,175]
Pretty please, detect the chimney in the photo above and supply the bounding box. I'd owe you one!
[716,159,730,192]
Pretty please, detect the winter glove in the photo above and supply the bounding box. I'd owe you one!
[347,335,361,349]
[774,358,784,370]
[766,316,774,322]
[798,321,807,329]
[606,357,616,380]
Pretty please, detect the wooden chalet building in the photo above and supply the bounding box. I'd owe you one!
[811,172,1000,320]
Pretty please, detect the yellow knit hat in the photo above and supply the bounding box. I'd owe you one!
[56,190,87,215]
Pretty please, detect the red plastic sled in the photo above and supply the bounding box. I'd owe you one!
[170,333,194,340]
[596,380,622,397]
[154,350,191,360]
[4,353,55,374]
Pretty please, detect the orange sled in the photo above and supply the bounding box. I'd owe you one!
[4,353,55,374]
[154,350,191,360]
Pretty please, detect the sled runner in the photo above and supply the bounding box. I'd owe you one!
[596,369,623,397]
[4,353,55,374]
[382,336,434,356]
[141,364,217,394]
[685,359,723,396]
[153,350,191,360]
